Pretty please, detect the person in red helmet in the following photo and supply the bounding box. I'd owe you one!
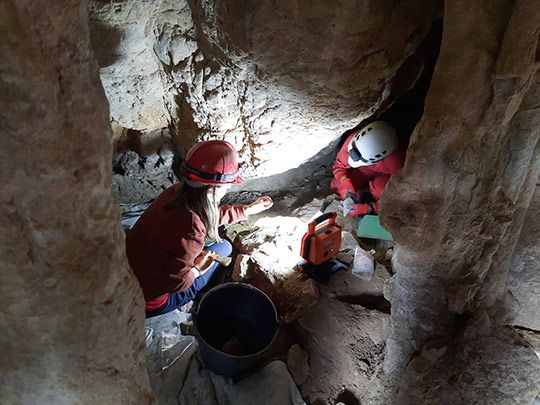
[126,140,273,318]
[331,121,406,216]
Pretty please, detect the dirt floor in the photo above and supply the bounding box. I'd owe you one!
[213,188,396,405]
[128,185,397,404]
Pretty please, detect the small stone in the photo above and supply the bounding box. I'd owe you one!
[287,344,309,385]
[357,359,369,372]
[384,248,393,261]
[179,301,194,313]
[43,278,56,288]
[302,279,319,297]
[420,339,448,362]
[231,254,251,281]
[180,320,196,336]
[336,251,354,265]
[284,312,297,324]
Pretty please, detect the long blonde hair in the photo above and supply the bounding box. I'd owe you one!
[164,181,222,242]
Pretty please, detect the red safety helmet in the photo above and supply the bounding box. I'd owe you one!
[182,140,244,185]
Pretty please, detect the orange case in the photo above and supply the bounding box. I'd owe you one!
[300,212,342,265]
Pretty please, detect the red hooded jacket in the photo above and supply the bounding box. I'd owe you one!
[331,130,406,208]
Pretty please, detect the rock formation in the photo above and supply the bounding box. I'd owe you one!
[2,0,539,404]
[88,0,442,203]
[0,2,154,403]
[507,185,540,331]
[381,1,540,403]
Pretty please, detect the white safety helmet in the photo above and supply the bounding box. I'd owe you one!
[347,121,398,168]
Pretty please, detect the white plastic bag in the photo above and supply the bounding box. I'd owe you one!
[351,247,374,280]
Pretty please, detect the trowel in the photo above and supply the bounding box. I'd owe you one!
[199,250,233,266]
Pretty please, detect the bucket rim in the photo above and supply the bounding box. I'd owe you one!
[194,282,280,359]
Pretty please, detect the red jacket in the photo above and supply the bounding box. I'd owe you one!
[126,183,247,303]
[331,131,406,205]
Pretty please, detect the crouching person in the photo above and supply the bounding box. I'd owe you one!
[126,140,273,318]
[331,121,405,216]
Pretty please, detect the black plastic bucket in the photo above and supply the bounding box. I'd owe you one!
[194,282,280,378]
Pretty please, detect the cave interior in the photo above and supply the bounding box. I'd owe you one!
[1,1,540,405]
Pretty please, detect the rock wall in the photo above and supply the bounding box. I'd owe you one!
[381,0,540,402]
[3,1,539,404]
[0,2,154,403]
[88,0,442,203]
[507,184,540,331]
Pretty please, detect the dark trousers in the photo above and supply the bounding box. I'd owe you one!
[145,239,232,318]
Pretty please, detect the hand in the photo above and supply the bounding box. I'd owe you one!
[192,251,215,277]
[244,196,273,216]
[341,200,371,217]
[348,203,370,216]
[340,197,355,216]
[337,175,355,199]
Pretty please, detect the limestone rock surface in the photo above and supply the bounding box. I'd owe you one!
[380,0,540,401]
[396,312,540,404]
[507,185,540,330]
[88,0,441,202]
[112,149,177,204]
[0,2,154,403]
[234,216,306,282]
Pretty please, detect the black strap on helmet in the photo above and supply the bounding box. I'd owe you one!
[349,141,370,164]
[182,163,238,183]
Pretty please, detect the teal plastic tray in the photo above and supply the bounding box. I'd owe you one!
[357,215,393,240]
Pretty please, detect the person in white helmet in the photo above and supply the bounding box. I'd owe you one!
[331,121,406,216]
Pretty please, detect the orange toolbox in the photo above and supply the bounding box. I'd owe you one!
[300,212,342,265]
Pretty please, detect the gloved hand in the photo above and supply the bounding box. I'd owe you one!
[338,178,356,200]
[347,203,371,217]
[340,197,356,216]
[341,201,375,217]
